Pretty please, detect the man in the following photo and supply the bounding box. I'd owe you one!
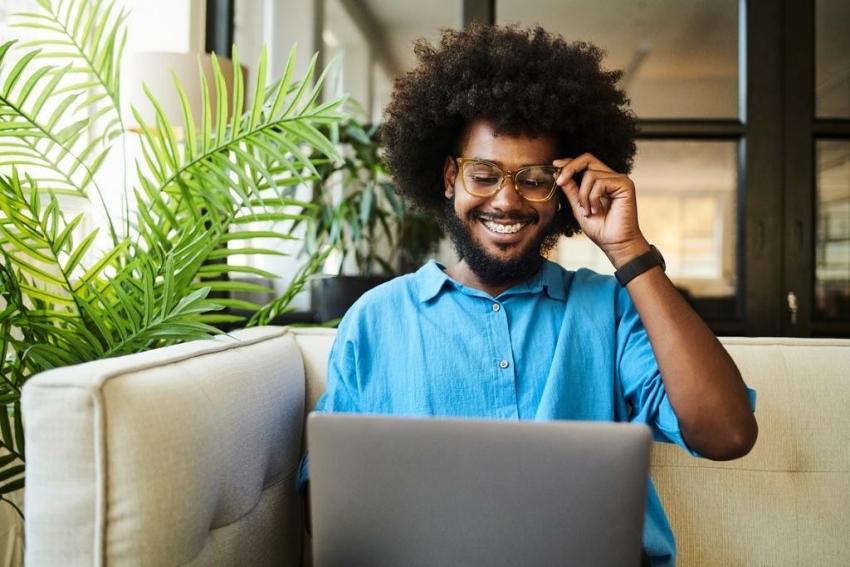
[300,23,757,566]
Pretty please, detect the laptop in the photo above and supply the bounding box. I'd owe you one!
[307,413,652,567]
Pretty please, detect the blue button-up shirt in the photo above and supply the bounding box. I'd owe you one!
[304,259,753,566]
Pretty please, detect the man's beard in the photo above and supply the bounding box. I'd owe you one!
[442,197,562,288]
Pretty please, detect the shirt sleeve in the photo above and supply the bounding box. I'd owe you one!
[315,319,363,414]
[296,318,362,494]
[614,285,757,457]
[615,286,696,456]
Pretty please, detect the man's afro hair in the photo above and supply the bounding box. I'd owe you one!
[381,23,637,237]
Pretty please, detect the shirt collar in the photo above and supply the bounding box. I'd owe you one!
[416,259,568,303]
[416,260,453,302]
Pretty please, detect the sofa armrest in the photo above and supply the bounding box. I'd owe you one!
[22,326,306,566]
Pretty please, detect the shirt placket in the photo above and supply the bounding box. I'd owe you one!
[487,300,519,419]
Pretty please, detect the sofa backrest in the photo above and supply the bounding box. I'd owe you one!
[650,336,850,566]
[23,326,306,567]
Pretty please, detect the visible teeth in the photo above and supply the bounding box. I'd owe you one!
[483,220,525,234]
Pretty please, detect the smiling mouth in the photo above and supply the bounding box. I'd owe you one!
[481,220,528,234]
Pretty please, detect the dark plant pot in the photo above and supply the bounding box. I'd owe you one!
[311,275,392,324]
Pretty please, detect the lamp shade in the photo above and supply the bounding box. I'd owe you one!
[121,51,247,135]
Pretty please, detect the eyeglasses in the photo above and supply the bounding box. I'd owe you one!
[455,157,561,203]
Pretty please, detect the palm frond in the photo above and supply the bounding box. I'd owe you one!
[126,46,346,318]
[0,0,349,520]
[3,0,129,244]
[248,246,332,326]
[132,47,345,224]
[0,171,77,302]
[16,0,127,129]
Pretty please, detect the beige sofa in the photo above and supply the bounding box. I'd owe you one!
[22,326,850,566]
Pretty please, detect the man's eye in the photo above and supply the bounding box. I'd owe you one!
[519,180,544,188]
[471,175,499,184]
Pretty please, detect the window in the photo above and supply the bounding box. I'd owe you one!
[222,0,850,336]
[498,0,745,329]
[815,140,850,321]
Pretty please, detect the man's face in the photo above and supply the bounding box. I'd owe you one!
[442,119,562,286]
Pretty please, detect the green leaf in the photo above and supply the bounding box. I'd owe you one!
[267,44,296,119]
[74,239,129,290]
[74,287,119,350]
[206,297,264,311]
[360,184,374,226]
[0,204,40,233]
[12,402,23,460]
[18,283,74,306]
[199,63,212,153]
[2,48,40,95]
[248,45,268,130]
[169,287,220,317]
[0,478,25,494]
[228,46,245,133]
[63,228,99,275]
[0,41,15,62]
[54,213,84,252]
[198,280,274,294]
[0,464,25,483]
[7,255,65,287]
[45,92,81,131]
[221,230,297,242]
[207,247,289,260]
[197,264,279,279]
[0,407,13,454]
[0,454,19,469]
[15,65,54,109]
[174,68,198,157]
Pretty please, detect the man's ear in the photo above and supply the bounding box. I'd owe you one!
[443,156,456,198]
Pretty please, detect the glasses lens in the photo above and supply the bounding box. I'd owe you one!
[462,160,503,196]
[515,167,558,200]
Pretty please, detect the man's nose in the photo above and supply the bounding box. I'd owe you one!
[488,174,524,210]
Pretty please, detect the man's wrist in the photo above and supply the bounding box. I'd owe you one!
[605,238,652,270]
[614,245,666,286]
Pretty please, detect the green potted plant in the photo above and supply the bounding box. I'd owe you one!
[0,0,346,518]
[303,117,444,322]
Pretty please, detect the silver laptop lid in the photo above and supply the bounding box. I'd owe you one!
[307,413,652,567]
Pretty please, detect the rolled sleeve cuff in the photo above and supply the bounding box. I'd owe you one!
[746,386,757,411]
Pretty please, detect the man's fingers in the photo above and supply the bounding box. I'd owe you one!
[585,173,622,215]
[557,154,631,218]
[553,153,615,174]
[559,177,587,217]
[566,171,629,217]
[555,155,617,206]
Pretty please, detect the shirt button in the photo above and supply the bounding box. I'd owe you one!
[492,303,500,311]
[499,360,509,369]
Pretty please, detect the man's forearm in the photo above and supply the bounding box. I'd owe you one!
[624,263,758,460]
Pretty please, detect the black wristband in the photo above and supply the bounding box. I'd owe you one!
[614,245,666,286]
